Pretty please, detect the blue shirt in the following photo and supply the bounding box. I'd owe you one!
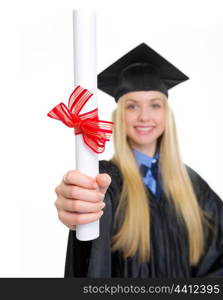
[132,148,160,195]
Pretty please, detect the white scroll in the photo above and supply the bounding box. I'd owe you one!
[73,9,99,241]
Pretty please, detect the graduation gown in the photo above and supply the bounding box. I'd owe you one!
[64,160,223,278]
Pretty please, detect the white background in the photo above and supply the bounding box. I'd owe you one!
[0,0,222,277]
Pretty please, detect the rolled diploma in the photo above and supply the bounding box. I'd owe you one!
[73,9,99,241]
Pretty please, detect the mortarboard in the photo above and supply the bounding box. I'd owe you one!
[98,43,189,102]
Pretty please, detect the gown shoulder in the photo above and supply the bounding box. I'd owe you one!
[185,164,223,211]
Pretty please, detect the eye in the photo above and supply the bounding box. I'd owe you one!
[151,103,161,108]
[126,104,137,110]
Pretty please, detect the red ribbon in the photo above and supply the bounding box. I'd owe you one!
[47,85,113,153]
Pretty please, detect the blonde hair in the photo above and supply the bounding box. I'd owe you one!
[111,94,205,265]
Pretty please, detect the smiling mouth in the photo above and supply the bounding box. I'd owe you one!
[134,126,155,134]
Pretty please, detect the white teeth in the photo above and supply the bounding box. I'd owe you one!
[136,127,154,131]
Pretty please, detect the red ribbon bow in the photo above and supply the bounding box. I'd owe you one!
[47,85,114,153]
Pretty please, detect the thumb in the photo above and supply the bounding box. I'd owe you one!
[95,173,111,195]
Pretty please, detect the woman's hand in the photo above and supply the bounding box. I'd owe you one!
[55,171,111,230]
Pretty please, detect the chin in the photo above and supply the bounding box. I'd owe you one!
[131,139,156,148]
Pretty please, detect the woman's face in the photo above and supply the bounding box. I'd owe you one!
[124,90,166,156]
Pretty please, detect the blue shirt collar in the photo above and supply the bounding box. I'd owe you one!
[132,148,160,168]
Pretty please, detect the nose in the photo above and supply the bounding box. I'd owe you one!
[138,107,150,121]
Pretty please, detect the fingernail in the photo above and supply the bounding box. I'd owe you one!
[103,175,111,184]
[101,202,106,208]
[99,193,105,200]
[100,211,104,216]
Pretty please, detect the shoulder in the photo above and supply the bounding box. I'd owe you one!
[99,159,119,173]
[185,165,206,189]
[185,164,214,193]
[185,164,223,214]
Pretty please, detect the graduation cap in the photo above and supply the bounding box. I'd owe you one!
[98,43,189,102]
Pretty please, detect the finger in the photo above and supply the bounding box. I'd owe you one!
[95,173,112,195]
[58,210,104,226]
[60,197,106,213]
[63,170,97,189]
[58,186,105,202]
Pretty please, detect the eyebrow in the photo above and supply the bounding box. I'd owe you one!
[125,97,163,103]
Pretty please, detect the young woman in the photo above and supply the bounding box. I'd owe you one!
[55,43,223,277]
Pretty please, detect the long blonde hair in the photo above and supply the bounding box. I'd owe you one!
[111,94,205,265]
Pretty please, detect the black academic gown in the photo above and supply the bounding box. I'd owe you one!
[64,160,223,278]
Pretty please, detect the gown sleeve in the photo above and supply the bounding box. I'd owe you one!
[64,160,121,278]
[186,166,223,277]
